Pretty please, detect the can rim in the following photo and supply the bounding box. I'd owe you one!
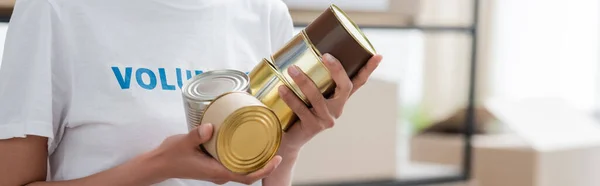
[300,29,333,81]
[215,105,282,173]
[198,91,282,173]
[181,69,250,102]
[198,91,254,126]
[264,58,310,105]
[329,4,377,55]
[277,32,332,107]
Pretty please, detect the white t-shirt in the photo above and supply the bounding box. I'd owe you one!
[0,0,293,185]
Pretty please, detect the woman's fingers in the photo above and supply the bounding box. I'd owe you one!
[230,155,283,185]
[200,155,282,185]
[187,123,213,146]
[322,53,353,100]
[320,54,353,118]
[278,85,315,122]
[351,54,382,95]
[287,65,330,118]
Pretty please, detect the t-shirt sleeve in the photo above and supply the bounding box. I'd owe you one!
[269,0,295,53]
[0,0,69,154]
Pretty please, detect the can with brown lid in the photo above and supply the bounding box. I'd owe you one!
[181,70,250,131]
[200,91,282,174]
[304,4,377,79]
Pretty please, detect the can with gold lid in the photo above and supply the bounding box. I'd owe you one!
[249,58,300,131]
[181,70,250,131]
[200,91,282,174]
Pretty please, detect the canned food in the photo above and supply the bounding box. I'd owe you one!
[200,91,282,174]
[271,30,336,103]
[304,4,377,79]
[181,70,250,131]
[248,58,290,97]
[249,58,299,132]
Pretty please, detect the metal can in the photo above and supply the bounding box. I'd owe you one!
[304,4,377,79]
[249,58,300,132]
[181,70,250,131]
[200,91,282,174]
[271,30,336,105]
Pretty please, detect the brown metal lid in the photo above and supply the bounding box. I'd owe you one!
[330,5,376,55]
[304,4,377,79]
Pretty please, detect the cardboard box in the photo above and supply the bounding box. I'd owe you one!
[473,142,600,186]
[439,180,479,186]
[411,98,600,186]
[411,133,520,167]
[292,77,399,185]
[410,105,506,166]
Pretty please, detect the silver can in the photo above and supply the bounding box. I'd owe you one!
[181,69,250,131]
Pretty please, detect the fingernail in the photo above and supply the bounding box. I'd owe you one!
[274,156,283,168]
[278,86,287,95]
[199,123,212,135]
[375,55,383,65]
[198,125,205,137]
[288,65,300,77]
[324,53,336,64]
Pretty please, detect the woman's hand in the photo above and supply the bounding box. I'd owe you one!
[278,53,383,151]
[146,124,283,185]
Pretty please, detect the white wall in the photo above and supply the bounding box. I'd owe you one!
[490,0,599,112]
[293,27,425,108]
[291,27,427,184]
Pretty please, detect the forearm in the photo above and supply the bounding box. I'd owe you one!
[262,147,300,186]
[27,152,165,186]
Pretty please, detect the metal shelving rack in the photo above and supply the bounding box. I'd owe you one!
[0,0,479,185]
[294,0,480,185]
[328,0,479,185]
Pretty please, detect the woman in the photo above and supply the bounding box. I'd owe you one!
[0,0,382,185]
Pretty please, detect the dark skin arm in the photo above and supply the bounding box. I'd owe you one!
[0,135,48,186]
[0,135,166,186]
[0,124,281,186]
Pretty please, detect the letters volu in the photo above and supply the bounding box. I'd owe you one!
[111,66,203,90]
[111,67,250,91]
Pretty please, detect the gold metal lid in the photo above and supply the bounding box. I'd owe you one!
[249,59,279,98]
[330,4,377,55]
[205,92,282,174]
[217,105,282,173]
[250,58,309,105]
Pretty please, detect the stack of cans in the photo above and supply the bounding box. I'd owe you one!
[249,4,378,131]
[180,4,377,174]
[181,70,251,131]
[181,69,282,174]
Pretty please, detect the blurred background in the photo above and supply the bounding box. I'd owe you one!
[287,0,600,186]
[1,0,600,186]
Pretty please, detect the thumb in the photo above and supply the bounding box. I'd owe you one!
[188,123,214,145]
